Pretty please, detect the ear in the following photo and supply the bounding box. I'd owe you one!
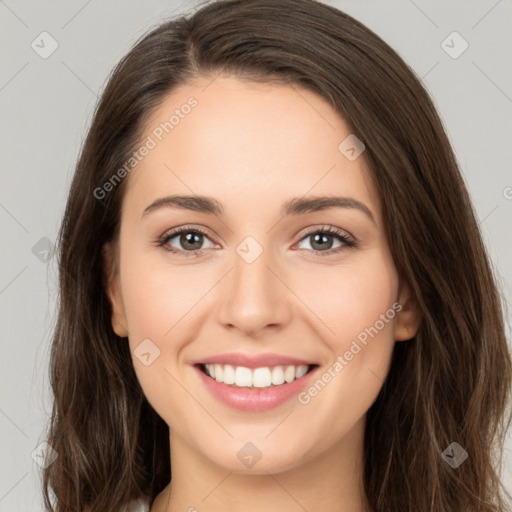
[102,242,129,338]
[394,280,422,342]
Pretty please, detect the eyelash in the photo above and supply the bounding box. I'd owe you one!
[155,225,356,258]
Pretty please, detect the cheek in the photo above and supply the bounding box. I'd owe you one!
[293,250,399,349]
[120,249,205,341]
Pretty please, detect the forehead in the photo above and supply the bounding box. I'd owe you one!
[122,75,381,224]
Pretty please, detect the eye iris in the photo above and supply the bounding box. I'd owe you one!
[311,233,333,251]
[181,232,203,250]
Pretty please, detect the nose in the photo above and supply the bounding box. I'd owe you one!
[217,245,292,337]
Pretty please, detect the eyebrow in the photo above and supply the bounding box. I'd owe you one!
[141,194,376,224]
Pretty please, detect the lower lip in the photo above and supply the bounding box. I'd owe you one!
[194,364,319,412]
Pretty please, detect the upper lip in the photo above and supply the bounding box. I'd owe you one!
[193,352,318,369]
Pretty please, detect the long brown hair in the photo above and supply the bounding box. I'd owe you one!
[42,0,512,510]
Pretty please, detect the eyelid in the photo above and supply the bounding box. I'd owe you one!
[296,224,354,243]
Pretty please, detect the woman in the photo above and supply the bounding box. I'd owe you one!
[42,0,512,511]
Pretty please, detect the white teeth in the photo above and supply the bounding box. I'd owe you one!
[214,364,223,382]
[203,363,311,388]
[295,364,309,379]
[284,365,296,383]
[271,366,285,385]
[235,366,253,387]
[222,364,236,384]
[253,367,272,388]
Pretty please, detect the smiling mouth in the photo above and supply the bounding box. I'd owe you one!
[196,362,319,389]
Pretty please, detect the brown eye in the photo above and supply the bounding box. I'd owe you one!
[158,227,215,255]
[296,226,356,257]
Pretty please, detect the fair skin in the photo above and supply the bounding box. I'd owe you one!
[104,74,421,512]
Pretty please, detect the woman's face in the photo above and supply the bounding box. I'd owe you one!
[104,74,419,475]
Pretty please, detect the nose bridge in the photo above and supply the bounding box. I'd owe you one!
[234,242,273,298]
[218,236,289,334]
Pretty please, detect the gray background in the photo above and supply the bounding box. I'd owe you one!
[1,0,511,509]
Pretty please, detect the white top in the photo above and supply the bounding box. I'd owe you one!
[121,498,151,512]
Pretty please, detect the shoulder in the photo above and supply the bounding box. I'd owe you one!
[120,498,151,512]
